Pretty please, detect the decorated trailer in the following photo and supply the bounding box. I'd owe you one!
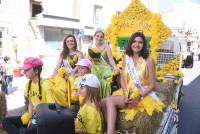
[104,0,183,133]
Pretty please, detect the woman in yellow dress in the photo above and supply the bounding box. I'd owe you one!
[53,34,83,76]
[88,30,119,98]
[105,32,164,134]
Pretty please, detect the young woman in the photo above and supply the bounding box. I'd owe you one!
[105,32,164,134]
[2,57,55,134]
[53,34,83,76]
[75,74,103,134]
[88,30,119,98]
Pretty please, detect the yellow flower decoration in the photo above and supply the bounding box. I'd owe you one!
[88,48,101,59]
[21,112,31,125]
[57,67,69,77]
[105,0,171,56]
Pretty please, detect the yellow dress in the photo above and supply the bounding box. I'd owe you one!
[112,57,164,121]
[48,67,74,107]
[63,53,79,71]
[75,103,102,134]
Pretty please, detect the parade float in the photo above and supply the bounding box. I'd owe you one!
[105,0,183,133]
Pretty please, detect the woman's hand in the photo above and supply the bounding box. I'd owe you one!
[125,95,142,108]
[113,66,120,74]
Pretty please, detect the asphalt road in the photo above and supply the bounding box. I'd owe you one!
[178,65,200,134]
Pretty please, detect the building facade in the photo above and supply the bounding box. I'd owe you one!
[0,0,131,63]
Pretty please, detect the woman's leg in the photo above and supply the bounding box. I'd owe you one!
[2,116,25,134]
[106,96,125,134]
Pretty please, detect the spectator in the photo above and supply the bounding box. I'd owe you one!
[1,56,13,94]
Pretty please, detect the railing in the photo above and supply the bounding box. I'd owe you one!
[156,78,183,134]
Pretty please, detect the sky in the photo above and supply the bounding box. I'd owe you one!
[158,0,200,12]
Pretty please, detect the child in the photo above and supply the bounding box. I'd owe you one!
[71,58,92,102]
[2,57,55,134]
[75,74,103,134]
[70,58,92,117]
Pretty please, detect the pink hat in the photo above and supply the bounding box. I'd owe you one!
[21,57,43,70]
[76,59,92,69]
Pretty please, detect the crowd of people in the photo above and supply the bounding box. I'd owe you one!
[0,31,165,134]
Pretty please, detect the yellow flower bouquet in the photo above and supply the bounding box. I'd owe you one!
[88,48,101,59]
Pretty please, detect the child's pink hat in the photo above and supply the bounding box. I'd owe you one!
[76,59,92,69]
[21,57,43,70]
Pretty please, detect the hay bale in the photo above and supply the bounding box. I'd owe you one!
[116,80,176,134]
[0,92,7,121]
[155,80,176,106]
[116,111,162,134]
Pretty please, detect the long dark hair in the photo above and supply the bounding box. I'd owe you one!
[125,32,149,59]
[27,66,42,100]
[61,34,77,59]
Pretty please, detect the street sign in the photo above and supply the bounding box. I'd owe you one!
[79,29,84,37]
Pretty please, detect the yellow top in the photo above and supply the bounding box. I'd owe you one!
[113,57,164,121]
[75,103,102,134]
[24,79,55,106]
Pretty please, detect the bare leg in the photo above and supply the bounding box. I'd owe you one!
[101,99,107,132]
[106,96,125,134]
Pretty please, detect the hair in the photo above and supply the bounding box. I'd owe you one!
[4,56,10,62]
[61,34,77,59]
[27,66,43,100]
[94,30,104,38]
[125,32,149,59]
[82,85,101,111]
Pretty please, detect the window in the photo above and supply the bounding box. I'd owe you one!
[31,1,42,17]
[198,44,200,49]
[187,42,191,47]
[94,5,102,28]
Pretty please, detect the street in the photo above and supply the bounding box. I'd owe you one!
[179,61,200,134]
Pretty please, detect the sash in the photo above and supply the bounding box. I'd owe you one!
[63,59,73,72]
[125,55,159,101]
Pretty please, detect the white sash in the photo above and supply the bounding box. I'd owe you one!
[63,59,73,72]
[125,55,159,101]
